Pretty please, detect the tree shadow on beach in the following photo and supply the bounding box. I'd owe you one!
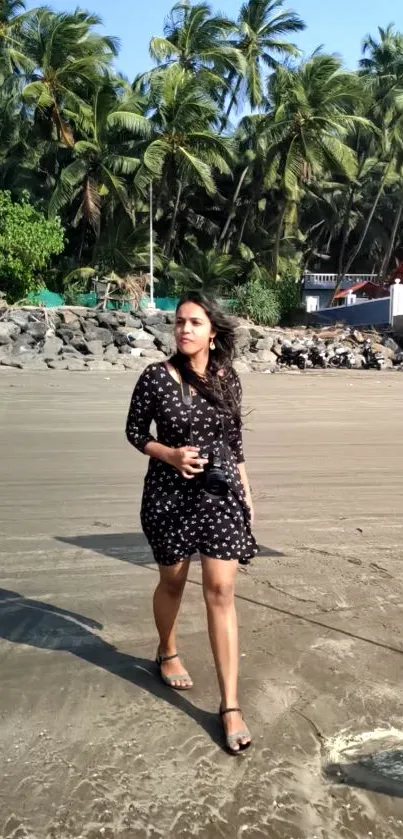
[0,588,224,749]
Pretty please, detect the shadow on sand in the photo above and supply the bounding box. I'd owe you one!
[0,588,224,749]
[324,750,403,798]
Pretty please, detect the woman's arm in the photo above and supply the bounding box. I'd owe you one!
[238,461,254,526]
[125,368,206,478]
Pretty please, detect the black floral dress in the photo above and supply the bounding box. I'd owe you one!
[126,362,257,566]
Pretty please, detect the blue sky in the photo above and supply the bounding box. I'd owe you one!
[25,0,401,76]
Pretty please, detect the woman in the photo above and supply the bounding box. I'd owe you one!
[126,291,257,754]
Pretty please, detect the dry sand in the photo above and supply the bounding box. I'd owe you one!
[1,369,403,839]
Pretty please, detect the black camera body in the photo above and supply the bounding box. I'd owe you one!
[203,452,229,498]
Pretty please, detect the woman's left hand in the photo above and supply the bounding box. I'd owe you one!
[245,493,255,527]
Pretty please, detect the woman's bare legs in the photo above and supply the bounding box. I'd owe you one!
[201,556,251,750]
[153,558,193,687]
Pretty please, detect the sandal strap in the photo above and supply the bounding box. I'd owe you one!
[156,653,179,665]
[220,707,242,717]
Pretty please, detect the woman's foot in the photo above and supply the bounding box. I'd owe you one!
[220,706,251,754]
[156,651,193,690]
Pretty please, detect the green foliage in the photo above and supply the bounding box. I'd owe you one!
[1,0,403,305]
[235,276,280,326]
[0,191,64,301]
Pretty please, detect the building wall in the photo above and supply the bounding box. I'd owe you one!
[311,297,390,327]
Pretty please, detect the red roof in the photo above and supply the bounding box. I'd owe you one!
[334,281,387,299]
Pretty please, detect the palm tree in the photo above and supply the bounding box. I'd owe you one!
[142,65,233,256]
[224,0,305,121]
[48,83,150,245]
[0,0,35,79]
[263,54,369,277]
[167,243,241,292]
[149,0,244,96]
[21,8,119,146]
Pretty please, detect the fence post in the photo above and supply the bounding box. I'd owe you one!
[390,279,403,324]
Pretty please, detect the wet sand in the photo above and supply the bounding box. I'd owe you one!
[1,370,403,839]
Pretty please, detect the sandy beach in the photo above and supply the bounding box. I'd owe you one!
[1,369,403,839]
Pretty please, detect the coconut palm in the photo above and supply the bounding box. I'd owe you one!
[263,54,370,276]
[21,8,119,146]
[167,243,241,292]
[143,65,233,255]
[0,0,35,79]
[48,83,151,244]
[149,0,244,96]
[224,0,305,120]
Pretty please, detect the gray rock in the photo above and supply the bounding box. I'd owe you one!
[20,356,49,371]
[142,313,165,328]
[133,338,157,350]
[353,353,365,369]
[86,340,104,356]
[86,359,113,371]
[372,342,395,360]
[84,325,113,346]
[118,344,132,355]
[256,349,278,364]
[128,347,142,358]
[233,359,251,374]
[0,322,20,344]
[352,329,365,344]
[251,360,277,373]
[70,334,90,353]
[59,310,81,328]
[27,321,47,341]
[157,335,176,356]
[42,336,64,360]
[382,336,400,353]
[249,327,266,341]
[56,326,76,344]
[47,359,69,370]
[122,357,148,371]
[61,346,83,358]
[147,323,174,338]
[12,334,36,353]
[65,358,86,371]
[255,336,274,352]
[7,310,30,330]
[1,356,23,368]
[235,327,251,353]
[96,311,119,328]
[112,362,126,372]
[103,345,119,364]
[140,349,166,360]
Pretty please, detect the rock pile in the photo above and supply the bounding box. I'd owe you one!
[0,306,402,372]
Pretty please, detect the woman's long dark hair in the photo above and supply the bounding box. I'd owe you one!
[170,291,241,425]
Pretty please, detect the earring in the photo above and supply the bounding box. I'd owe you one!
[210,339,216,350]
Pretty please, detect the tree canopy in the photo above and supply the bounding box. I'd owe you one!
[1,1,403,306]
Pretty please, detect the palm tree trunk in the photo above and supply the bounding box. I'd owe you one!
[337,185,356,278]
[220,76,242,131]
[273,203,287,280]
[342,163,391,276]
[166,179,183,258]
[329,162,392,305]
[219,165,249,247]
[378,188,403,280]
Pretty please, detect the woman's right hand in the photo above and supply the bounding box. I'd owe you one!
[167,446,208,479]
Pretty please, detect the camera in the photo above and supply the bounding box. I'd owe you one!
[203,453,229,498]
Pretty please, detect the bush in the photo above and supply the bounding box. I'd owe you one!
[0,191,65,303]
[235,277,280,326]
[277,274,302,321]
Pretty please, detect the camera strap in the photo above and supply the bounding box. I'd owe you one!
[179,374,228,457]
